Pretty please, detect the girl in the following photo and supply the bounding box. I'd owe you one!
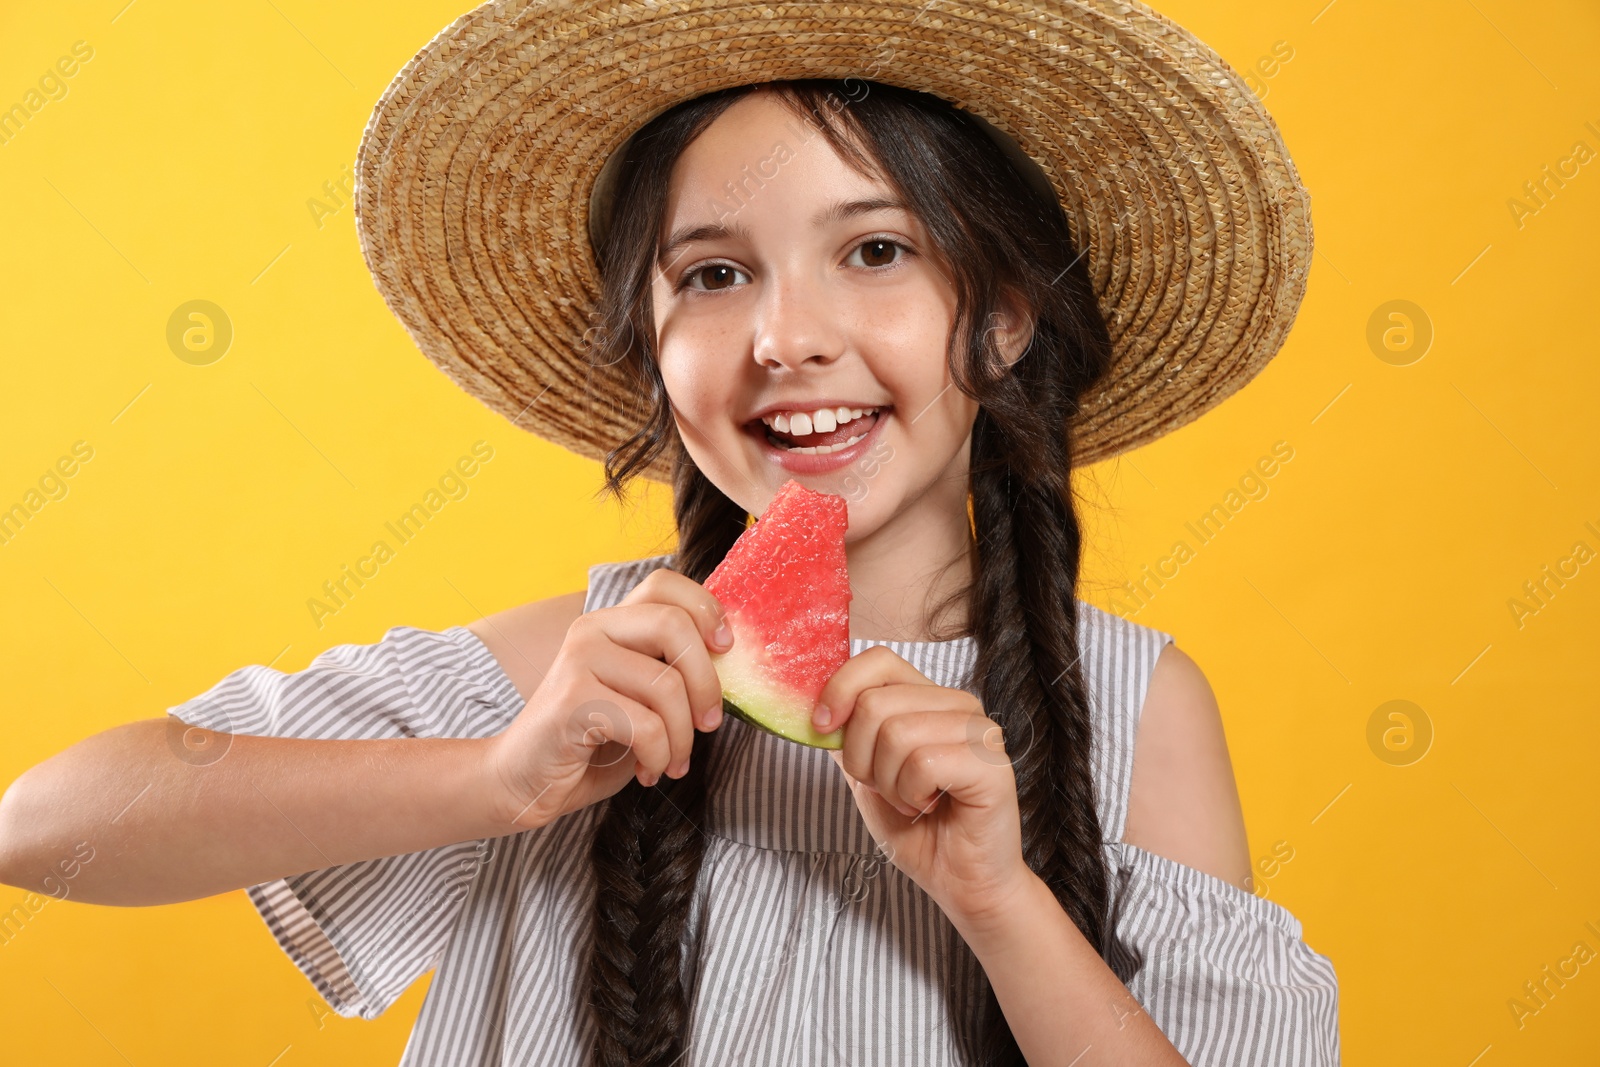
[0,2,1339,1064]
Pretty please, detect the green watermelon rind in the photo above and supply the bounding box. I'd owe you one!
[722,697,843,750]
[713,638,844,749]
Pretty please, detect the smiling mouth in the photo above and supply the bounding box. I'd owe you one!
[747,408,887,454]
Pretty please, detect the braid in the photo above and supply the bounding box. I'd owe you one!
[965,401,1143,1065]
[588,755,709,1066]
[586,444,745,1066]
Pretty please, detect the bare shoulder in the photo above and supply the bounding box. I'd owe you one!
[1121,641,1253,891]
[464,588,588,703]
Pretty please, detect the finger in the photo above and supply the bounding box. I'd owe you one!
[565,686,672,786]
[582,598,725,732]
[838,684,975,793]
[871,711,973,814]
[829,749,911,822]
[585,641,697,779]
[892,742,1002,816]
[814,645,935,733]
[621,566,734,654]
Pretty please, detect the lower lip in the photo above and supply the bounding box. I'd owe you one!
[747,409,889,474]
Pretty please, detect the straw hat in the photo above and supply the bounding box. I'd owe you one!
[353,0,1312,485]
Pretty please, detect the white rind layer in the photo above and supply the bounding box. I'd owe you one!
[709,613,843,749]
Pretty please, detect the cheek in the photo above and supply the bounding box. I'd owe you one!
[657,291,757,396]
[843,271,957,380]
[877,345,974,470]
[656,288,739,379]
[851,287,949,349]
[893,380,974,469]
[657,341,743,444]
[874,332,958,424]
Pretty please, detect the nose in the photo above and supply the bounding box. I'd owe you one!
[751,267,846,372]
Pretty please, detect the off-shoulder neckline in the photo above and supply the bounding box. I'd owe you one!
[1107,840,1306,940]
[850,633,976,650]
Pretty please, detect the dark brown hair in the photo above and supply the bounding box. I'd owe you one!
[578,78,1140,1066]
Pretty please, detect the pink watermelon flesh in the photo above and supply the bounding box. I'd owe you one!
[704,479,851,749]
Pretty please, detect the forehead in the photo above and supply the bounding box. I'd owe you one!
[663,92,891,220]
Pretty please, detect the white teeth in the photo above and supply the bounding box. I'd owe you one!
[760,405,879,432]
[777,432,866,455]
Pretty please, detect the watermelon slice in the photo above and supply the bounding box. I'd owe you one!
[703,479,851,749]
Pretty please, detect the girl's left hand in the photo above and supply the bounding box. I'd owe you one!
[815,645,1035,925]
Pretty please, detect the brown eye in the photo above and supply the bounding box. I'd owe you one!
[682,263,748,292]
[850,239,906,269]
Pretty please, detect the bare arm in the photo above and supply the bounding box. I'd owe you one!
[465,589,587,702]
[0,591,587,908]
[0,723,508,906]
[1122,642,1252,890]
[952,874,1190,1065]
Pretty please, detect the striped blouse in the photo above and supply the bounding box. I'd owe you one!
[167,553,1341,1065]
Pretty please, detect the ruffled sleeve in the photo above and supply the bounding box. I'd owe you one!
[1104,840,1341,1066]
[165,625,526,1019]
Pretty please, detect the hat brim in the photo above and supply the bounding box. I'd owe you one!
[355,0,1312,485]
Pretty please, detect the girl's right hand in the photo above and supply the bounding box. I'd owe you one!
[483,568,732,831]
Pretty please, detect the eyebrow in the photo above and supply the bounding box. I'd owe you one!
[657,196,908,270]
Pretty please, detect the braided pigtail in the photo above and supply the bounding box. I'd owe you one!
[965,401,1144,1066]
[589,439,745,1067]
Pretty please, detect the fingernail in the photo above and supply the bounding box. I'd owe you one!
[705,704,723,729]
[714,622,733,648]
[641,771,659,787]
[813,703,831,730]
[668,759,689,778]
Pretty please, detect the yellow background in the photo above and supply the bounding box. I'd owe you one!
[2,1,1596,1062]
